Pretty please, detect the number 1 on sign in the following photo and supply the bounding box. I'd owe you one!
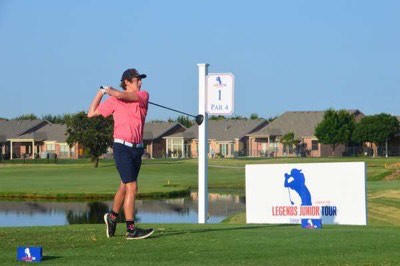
[218,90,221,101]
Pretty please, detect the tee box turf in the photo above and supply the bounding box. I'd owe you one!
[17,246,43,262]
[301,219,322,229]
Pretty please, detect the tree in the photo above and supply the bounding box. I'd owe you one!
[280,132,300,155]
[66,111,113,167]
[42,113,73,124]
[14,113,38,120]
[314,109,356,156]
[209,115,226,120]
[352,113,400,157]
[250,113,259,120]
[176,115,193,128]
[231,115,246,120]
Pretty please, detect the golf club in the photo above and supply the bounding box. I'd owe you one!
[288,188,294,205]
[149,101,204,125]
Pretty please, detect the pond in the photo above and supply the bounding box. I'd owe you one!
[0,192,245,227]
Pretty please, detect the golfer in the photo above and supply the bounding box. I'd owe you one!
[87,68,154,240]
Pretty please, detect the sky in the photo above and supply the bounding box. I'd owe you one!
[1,0,400,121]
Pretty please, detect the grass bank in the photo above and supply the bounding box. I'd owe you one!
[1,157,399,199]
[2,224,400,265]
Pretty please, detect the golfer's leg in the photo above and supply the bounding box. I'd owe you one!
[112,181,126,213]
[124,181,138,221]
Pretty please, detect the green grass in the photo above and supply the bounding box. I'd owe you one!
[2,224,400,265]
[0,159,193,199]
[0,157,399,198]
[1,158,400,264]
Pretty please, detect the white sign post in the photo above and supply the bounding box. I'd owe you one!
[206,73,234,115]
[246,162,367,225]
[197,63,209,224]
[197,67,235,224]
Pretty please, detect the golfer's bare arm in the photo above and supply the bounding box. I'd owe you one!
[87,90,104,118]
[106,87,140,101]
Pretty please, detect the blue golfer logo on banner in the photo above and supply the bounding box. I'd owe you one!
[284,168,312,206]
[283,168,322,229]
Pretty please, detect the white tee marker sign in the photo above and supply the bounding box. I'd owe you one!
[206,73,234,115]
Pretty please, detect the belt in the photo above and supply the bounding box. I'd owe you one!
[114,139,144,148]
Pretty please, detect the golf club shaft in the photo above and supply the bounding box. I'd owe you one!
[149,101,196,118]
[288,188,294,205]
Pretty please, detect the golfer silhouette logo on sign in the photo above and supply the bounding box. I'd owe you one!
[284,168,312,206]
[24,248,31,259]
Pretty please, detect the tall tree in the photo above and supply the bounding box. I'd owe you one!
[66,111,113,167]
[352,113,400,157]
[314,109,356,156]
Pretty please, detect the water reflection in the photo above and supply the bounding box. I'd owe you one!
[0,192,245,227]
[66,202,109,224]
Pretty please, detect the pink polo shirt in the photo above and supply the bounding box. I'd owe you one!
[98,90,149,143]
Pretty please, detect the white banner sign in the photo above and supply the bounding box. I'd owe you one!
[246,162,367,225]
[206,73,234,115]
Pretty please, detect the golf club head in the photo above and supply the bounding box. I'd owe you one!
[195,115,204,125]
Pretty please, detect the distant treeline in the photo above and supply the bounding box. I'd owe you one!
[8,113,275,127]
[11,113,73,124]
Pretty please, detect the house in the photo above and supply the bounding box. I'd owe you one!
[143,121,186,158]
[247,110,365,157]
[0,119,49,159]
[164,119,268,158]
[0,120,80,160]
[24,123,80,159]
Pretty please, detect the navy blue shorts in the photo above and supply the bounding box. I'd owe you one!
[113,143,144,184]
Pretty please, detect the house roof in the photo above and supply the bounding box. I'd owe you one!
[143,121,186,140]
[165,119,268,141]
[248,110,364,138]
[17,124,69,142]
[0,119,49,142]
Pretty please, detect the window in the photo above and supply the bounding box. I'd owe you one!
[261,143,267,153]
[46,143,55,152]
[312,140,319,151]
[60,144,69,158]
[60,145,69,152]
[167,139,183,157]
[220,144,228,156]
[219,143,233,157]
[288,145,294,154]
